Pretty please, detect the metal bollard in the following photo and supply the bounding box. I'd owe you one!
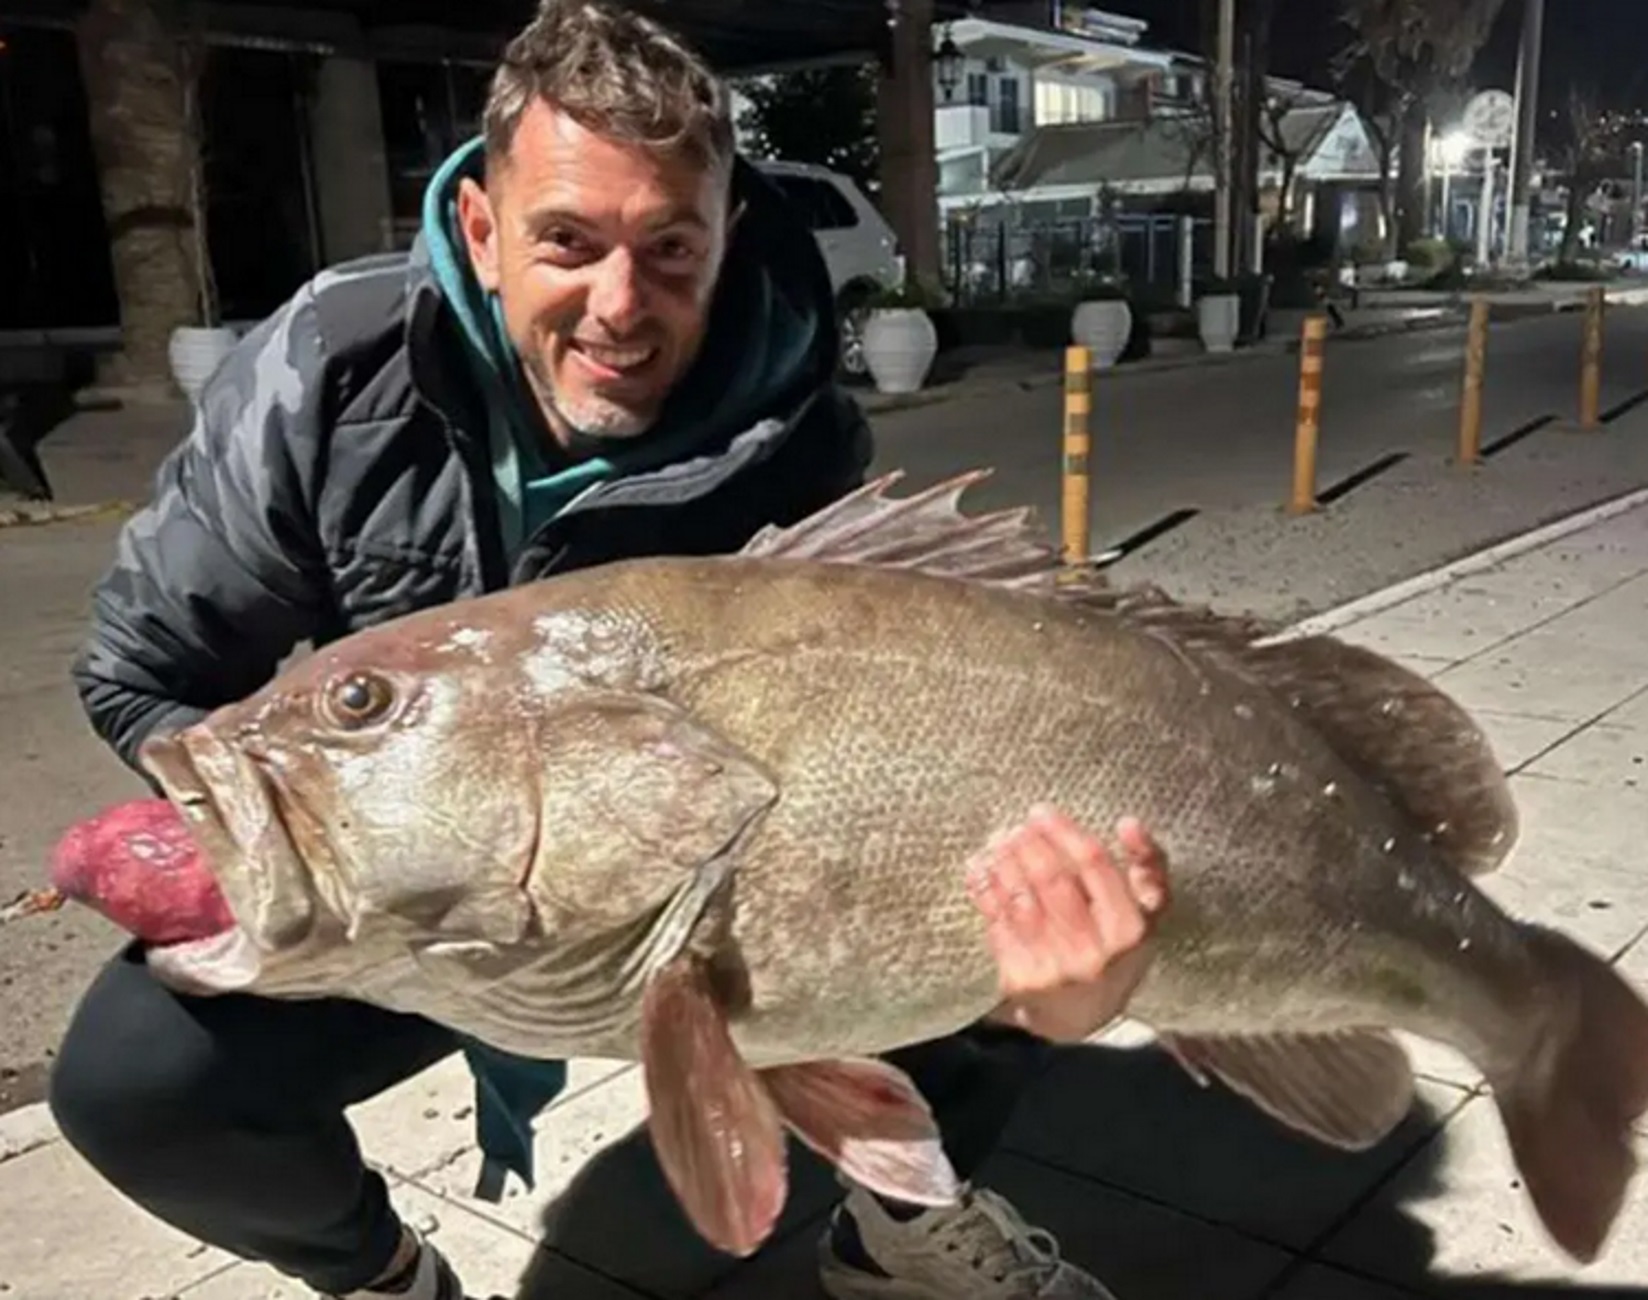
[1289,315,1328,515]
[1580,285,1605,429]
[1458,297,1490,466]
[1062,346,1092,567]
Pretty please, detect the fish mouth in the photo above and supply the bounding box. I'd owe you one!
[139,726,319,985]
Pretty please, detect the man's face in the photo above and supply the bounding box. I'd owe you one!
[457,99,735,446]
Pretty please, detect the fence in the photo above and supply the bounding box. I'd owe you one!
[941,210,1217,305]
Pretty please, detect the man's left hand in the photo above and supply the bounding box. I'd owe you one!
[967,805,1170,1043]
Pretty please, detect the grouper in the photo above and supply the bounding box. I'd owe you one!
[47,471,1648,1265]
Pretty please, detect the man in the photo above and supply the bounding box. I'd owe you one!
[50,4,1166,1298]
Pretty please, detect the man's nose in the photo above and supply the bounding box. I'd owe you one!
[587,249,646,334]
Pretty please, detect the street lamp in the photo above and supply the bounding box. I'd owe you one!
[934,25,963,103]
[1436,129,1472,240]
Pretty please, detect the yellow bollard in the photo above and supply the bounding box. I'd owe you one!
[1289,315,1328,515]
[1580,285,1605,429]
[1458,297,1490,467]
[1062,345,1092,567]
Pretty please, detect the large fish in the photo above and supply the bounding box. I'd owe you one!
[52,471,1648,1265]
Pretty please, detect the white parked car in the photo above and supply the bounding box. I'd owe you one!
[754,160,904,377]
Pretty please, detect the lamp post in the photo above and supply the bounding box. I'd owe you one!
[934,25,963,103]
[1632,141,1644,244]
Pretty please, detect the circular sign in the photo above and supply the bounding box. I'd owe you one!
[1463,90,1516,149]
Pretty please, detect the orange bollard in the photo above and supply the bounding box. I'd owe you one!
[1289,315,1328,515]
[1458,297,1490,466]
[1579,285,1605,429]
[1062,345,1092,566]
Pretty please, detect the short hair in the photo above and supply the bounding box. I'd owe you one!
[482,0,736,177]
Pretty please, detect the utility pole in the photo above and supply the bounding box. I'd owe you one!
[1213,0,1235,279]
[1506,0,1545,268]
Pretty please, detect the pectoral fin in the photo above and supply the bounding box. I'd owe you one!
[761,1059,961,1209]
[1160,1029,1415,1149]
[640,955,788,1258]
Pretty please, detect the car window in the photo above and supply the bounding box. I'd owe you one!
[770,176,861,231]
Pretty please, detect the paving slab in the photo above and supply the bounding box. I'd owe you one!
[0,1135,237,1300]
[1315,1095,1648,1291]
[995,1042,1474,1254]
[176,1180,550,1300]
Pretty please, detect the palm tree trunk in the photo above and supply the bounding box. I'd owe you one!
[75,0,203,393]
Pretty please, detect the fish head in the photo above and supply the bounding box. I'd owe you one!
[134,604,587,990]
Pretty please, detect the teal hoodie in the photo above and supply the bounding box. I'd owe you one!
[421,135,826,563]
[418,137,830,1200]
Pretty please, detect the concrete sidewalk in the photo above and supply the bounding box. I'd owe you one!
[5,499,1648,1300]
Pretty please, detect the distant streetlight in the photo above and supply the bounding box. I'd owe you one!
[1435,130,1472,240]
[934,26,963,103]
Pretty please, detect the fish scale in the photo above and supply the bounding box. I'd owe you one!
[46,469,1648,1268]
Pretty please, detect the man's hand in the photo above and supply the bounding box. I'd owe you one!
[966,805,1170,1043]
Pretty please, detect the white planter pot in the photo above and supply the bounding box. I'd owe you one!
[862,308,938,394]
[1070,298,1133,368]
[168,325,239,405]
[1197,293,1241,354]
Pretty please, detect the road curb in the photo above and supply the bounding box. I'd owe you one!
[0,1100,58,1165]
[0,499,135,531]
[1279,483,1648,639]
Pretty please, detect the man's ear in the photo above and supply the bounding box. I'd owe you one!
[456,177,502,292]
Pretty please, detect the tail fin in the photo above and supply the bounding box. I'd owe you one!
[1487,924,1648,1264]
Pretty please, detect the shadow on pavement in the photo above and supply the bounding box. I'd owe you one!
[509,1038,1648,1300]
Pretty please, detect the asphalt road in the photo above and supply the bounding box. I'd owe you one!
[868,308,1648,550]
[4,307,1648,1115]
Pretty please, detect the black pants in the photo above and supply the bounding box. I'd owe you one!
[49,942,1052,1295]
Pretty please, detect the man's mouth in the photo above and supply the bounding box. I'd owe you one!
[568,339,659,381]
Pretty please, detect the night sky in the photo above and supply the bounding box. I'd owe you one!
[1098,0,1648,111]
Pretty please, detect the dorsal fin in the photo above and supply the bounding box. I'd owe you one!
[739,470,1088,591]
[740,471,1518,878]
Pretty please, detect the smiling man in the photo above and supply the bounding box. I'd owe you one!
[51,3,1162,1299]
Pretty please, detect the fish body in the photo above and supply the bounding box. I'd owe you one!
[64,472,1648,1266]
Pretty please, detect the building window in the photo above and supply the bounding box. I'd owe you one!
[993,77,1021,135]
[967,72,988,107]
[0,23,118,331]
[378,59,492,247]
[1034,79,1113,126]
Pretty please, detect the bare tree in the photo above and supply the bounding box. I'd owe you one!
[1331,46,1404,257]
[1553,86,1624,263]
[1337,0,1510,252]
[1255,87,1314,229]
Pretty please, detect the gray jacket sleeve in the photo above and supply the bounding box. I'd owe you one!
[71,294,332,777]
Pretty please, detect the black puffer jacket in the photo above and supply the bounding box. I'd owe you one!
[72,160,874,774]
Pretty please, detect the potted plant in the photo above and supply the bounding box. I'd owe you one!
[165,32,236,406]
[860,278,944,394]
[1069,275,1133,369]
[1197,275,1242,353]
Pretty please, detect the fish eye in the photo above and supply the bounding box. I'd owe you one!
[324,672,395,729]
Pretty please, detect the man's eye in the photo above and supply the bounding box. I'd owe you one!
[540,228,591,260]
[652,237,701,269]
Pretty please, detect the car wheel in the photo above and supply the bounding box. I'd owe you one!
[834,285,877,382]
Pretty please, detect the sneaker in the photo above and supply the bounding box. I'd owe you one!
[818,1183,1119,1299]
[331,1230,468,1300]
